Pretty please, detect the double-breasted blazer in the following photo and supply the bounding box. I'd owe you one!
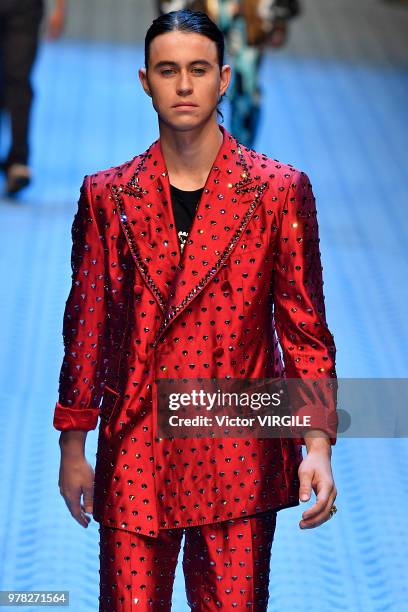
[53,124,337,537]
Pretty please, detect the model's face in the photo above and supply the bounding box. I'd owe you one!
[139,31,231,131]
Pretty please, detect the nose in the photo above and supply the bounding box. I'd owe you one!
[176,69,193,95]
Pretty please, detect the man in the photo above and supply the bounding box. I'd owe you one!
[157,0,301,147]
[0,0,66,195]
[54,9,337,610]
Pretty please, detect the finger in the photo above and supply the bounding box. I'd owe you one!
[298,470,313,502]
[300,506,333,529]
[80,504,92,524]
[301,483,332,520]
[300,491,336,529]
[80,502,92,522]
[82,487,94,514]
[79,505,91,527]
[64,494,90,528]
[72,506,91,528]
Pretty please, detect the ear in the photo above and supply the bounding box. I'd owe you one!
[138,68,152,97]
[219,64,232,97]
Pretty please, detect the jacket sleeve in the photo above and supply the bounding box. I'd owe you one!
[272,170,337,445]
[53,175,107,431]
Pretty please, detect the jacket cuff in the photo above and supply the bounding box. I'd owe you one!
[53,402,99,431]
[289,403,338,446]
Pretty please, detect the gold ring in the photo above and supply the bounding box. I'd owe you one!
[329,504,337,518]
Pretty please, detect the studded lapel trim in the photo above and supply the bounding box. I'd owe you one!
[111,182,170,311]
[109,126,269,345]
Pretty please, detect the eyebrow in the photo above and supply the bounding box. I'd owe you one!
[153,59,213,70]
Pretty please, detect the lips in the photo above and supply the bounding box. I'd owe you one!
[173,103,198,107]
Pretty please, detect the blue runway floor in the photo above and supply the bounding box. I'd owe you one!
[0,40,407,611]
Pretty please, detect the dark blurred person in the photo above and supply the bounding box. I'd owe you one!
[0,0,66,196]
[157,0,300,147]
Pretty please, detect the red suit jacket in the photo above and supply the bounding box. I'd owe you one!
[53,125,337,537]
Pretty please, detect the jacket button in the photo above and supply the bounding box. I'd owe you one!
[213,346,224,357]
[138,351,147,362]
[221,280,230,292]
[134,284,143,296]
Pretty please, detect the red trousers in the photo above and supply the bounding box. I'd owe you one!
[99,511,277,611]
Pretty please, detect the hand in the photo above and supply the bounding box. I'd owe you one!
[297,444,337,529]
[58,454,94,528]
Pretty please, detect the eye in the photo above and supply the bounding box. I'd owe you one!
[192,68,206,74]
[161,69,175,75]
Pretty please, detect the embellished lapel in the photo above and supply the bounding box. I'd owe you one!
[110,147,178,314]
[109,125,269,345]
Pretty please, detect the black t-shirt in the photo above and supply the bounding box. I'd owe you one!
[170,184,204,253]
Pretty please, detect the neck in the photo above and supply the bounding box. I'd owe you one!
[158,120,223,189]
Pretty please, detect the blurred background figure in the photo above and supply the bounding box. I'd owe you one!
[157,0,300,147]
[0,0,66,196]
